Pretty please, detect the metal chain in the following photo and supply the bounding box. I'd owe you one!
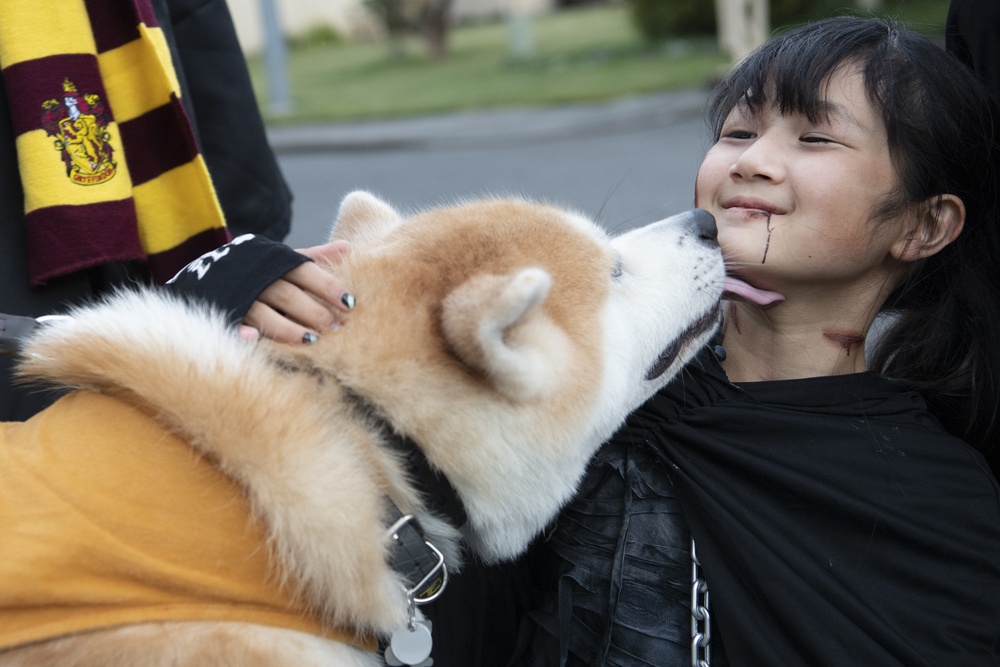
[691,538,711,667]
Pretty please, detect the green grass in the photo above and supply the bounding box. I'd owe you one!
[250,5,727,124]
[249,1,950,125]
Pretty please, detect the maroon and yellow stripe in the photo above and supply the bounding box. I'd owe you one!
[0,0,228,285]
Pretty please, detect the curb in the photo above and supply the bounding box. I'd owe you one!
[266,88,710,154]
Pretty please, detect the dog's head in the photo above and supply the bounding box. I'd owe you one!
[302,191,723,558]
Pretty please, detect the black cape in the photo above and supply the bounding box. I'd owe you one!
[632,350,1000,666]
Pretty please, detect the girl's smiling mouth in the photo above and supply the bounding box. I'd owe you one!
[722,196,787,217]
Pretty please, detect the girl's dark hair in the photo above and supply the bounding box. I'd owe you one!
[707,16,1000,469]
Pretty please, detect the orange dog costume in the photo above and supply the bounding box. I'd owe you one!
[0,390,368,651]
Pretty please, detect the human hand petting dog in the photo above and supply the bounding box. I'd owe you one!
[239,240,356,344]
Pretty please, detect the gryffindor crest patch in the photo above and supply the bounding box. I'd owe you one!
[40,77,117,186]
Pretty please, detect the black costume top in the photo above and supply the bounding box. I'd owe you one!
[511,346,1000,666]
[630,350,1000,666]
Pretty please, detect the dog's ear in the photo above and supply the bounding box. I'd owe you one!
[329,191,404,245]
[441,268,570,401]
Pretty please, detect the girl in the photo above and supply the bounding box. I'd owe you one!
[166,15,1000,666]
[510,15,1000,667]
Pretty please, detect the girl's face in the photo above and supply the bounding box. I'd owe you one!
[696,67,910,301]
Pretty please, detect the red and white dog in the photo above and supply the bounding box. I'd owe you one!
[1,192,723,666]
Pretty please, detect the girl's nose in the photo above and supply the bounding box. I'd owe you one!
[729,134,784,182]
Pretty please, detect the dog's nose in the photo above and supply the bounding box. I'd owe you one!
[689,209,717,242]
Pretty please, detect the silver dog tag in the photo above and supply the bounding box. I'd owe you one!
[389,619,433,666]
[383,644,433,667]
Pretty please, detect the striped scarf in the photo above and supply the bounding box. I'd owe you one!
[0,0,230,286]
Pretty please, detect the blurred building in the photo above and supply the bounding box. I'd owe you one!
[225,0,559,53]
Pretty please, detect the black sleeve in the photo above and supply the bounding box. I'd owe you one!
[164,234,309,326]
[157,0,294,241]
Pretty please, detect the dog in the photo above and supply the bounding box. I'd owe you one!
[0,191,723,666]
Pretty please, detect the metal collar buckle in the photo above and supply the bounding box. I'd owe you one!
[386,512,448,604]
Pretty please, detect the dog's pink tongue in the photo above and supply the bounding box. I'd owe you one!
[723,276,785,306]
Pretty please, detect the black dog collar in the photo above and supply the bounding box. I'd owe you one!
[340,387,468,606]
[380,432,466,604]
[384,506,448,603]
[383,434,468,532]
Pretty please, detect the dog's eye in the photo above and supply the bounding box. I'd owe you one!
[611,258,623,280]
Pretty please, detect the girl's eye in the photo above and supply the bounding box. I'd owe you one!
[801,135,834,144]
[722,129,755,140]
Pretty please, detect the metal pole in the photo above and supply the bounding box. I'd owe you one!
[507,13,534,60]
[507,0,534,60]
[259,0,292,115]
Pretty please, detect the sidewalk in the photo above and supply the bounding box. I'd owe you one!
[266,87,710,154]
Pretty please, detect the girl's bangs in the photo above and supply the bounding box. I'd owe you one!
[709,20,887,135]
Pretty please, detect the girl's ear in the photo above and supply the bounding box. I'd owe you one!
[890,194,966,262]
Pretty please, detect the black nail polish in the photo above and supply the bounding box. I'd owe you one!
[302,332,319,344]
[341,292,356,310]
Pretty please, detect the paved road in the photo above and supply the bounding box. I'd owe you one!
[268,88,716,248]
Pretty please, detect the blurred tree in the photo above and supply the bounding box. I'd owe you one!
[422,0,453,60]
[625,0,877,45]
[364,0,453,60]
[363,0,412,58]
[624,0,714,41]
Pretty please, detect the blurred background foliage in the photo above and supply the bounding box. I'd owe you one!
[249,0,951,124]
[624,0,948,41]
